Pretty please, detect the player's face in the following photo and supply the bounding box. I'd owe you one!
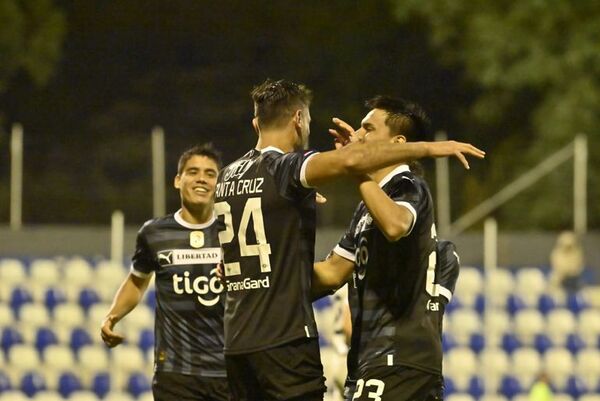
[358,109,400,143]
[174,155,219,208]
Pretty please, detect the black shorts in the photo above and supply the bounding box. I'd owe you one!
[349,365,443,401]
[226,337,326,401]
[153,371,229,401]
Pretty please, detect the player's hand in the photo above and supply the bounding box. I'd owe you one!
[216,262,227,285]
[329,118,360,149]
[428,141,485,169]
[316,192,327,204]
[100,315,125,348]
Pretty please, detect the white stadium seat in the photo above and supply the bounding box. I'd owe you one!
[511,347,541,387]
[29,259,61,286]
[31,390,63,401]
[576,347,600,388]
[0,303,14,326]
[479,348,510,379]
[19,303,50,328]
[0,391,30,401]
[53,303,85,328]
[514,309,544,345]
[578,309,600,344]
[544,347,574,389]
[445,347,477,389]
[110,344,145,375]
[8,344,40,374]
[454,267,483,307]
[0,259,27,286]
[67,390,101,401]
[63,257,94,286]
[449,309,481,344]
[446,394,476,401]
[486,268,514,307]
[515,268,547,307]
[480,395,508,401]
[43,344,76,371]
[103,391,135,401]
[78,345,110,373]
[546,308,576,344]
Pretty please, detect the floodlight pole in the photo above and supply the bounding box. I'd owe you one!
[573,135,587,236]
[152,126,166,218]
[10,124,23,230]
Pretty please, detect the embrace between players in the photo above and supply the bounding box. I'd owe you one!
[101,79,484,401]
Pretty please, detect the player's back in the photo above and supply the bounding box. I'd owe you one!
[215,147,319,354]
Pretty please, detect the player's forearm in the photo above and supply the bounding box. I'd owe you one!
[305,141,431,187]
[106,274,149,322]
[358,179,412,241]
[342,141,431,175]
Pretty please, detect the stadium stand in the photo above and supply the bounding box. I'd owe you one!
[0,258,599,400]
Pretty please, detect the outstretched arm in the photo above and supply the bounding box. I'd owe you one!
[101,273,151,348]
[304,138,484,188]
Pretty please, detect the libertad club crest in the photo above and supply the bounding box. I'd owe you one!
[190,231,204,248]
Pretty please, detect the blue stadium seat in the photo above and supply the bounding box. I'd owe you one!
[20,371,46,397]
[1,327,23,352]
[565,375,587,399]
[70,327,93,352]
[500,375,522,399]
[468,376,485,399]
[145,288,157,310]
[10,287,33,316]
[501,333,521,354]
[34,327,58,353]
[138,329,154,353]
[507,294,526,316]
[534,334,553,354]
[442,332,458,353]
[444,377,456,397]
[0,370,12,393]
[446,296,462,315]
[78,288,101,312]
[58,372,82,398]
[538,294,557,315]
[565,333,585,354]
[127,372,151,398]
[567,293,588,314]
[469,333,485,354]
[44,288,66,312]
[44,288,67,312]
[474,294,485,315]
[92,372,111,399]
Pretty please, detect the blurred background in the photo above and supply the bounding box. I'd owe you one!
[1,1,600,401]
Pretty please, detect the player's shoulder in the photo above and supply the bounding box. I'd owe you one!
[138,214,176,235]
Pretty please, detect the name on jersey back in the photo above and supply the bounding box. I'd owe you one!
[215,178,263,198]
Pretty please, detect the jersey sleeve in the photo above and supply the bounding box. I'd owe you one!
[267,150,318,200]
[387,175,424,237]
[130,224,156,278]
[436,240,460,302]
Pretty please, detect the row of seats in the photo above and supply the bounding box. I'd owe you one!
[0,389,153,401]
[443,308,600,347]
[0,370,151,399]
[446,393,600,401]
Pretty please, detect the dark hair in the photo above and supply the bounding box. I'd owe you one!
[177,143,222,174]
[365,95,430,140]
[251,78,313,129]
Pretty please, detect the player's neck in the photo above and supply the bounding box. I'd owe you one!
[371,164,402,185]
[180,204,213,225]
[255,130,295,153]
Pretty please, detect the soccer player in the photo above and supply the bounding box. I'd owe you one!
[101,144,228,401]
[215,79,483,401]
[313,96,463,400]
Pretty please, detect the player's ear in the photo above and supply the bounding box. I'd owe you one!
[294,110,302,126]
[252,117,260,136]
[392,134,406,144]
[174,175,181,189]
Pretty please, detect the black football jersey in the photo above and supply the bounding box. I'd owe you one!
[335,165,455,376]
[131,211,226,377]
[215,146,319,354]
